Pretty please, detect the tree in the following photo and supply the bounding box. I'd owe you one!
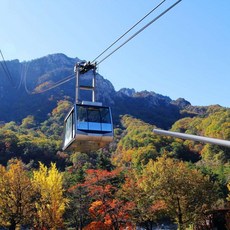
[112,116,163,169]
[0,159,36,230]
[0,130,19,164]
[227,182,230,202]
[21,115,36,129]
[0,118,62,168]
[66,184,91,230]
[76,169,133,230]
[65,166,90,230]
[171,108,230,164]
[141,156,219,230]
[41,100,72,138]
[32,162,68,229]
[119,169,166,230]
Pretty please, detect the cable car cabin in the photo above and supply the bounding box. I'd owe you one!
[62,102,113,153]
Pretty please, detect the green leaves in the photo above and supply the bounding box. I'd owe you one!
[141,156,220,229]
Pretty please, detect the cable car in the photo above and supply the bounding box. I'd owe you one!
[63,101,113,152]
[62,61,113,152]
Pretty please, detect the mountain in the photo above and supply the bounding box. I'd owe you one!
[0,53,221,129]
[1,52,230,230]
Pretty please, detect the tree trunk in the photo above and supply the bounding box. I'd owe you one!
[177,197,184,230]
[9,220,16,230]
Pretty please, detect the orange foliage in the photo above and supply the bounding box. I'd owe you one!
[150,200,167,212]
[83,221,110,230]
[78,169,133,229]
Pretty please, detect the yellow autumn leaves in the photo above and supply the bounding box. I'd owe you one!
[140,156,219,230]
[228,182,230,202]
[0,159,67,229]
[0,159,35,228]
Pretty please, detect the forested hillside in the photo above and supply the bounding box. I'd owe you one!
[0,100,229,229]
[0,54,229,229]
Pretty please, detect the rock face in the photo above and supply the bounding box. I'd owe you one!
[0,53,210,128]
[171,98,191,109]
[118,88,136,97]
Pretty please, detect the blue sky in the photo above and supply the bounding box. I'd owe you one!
[1,0,230,107]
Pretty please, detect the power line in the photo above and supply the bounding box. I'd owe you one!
[30,73,75,95]
[0,49,15,87]
[23,58,75,95]
[92,0,167,63]
[26,0,182,94]
[24,62,32,94]
[0,62,8,80]
[18,62,28,90]
[96,0,182,65]
[30,0,168,95]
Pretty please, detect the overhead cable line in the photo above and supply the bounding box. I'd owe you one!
[92,0,167,63]
[24,62,33,94]
[30,73,75,95]
[0,61,8,80]
[18,62,28,90]
[0,49,15,86]
[96,0,182,65]
[25,0,181,94]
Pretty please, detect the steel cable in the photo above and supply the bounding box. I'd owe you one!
[92,0,167,63]
[0,49,15,87]
[96,0,182,65]
[31,73,75,94]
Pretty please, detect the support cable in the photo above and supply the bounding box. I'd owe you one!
[0,49,15,86]
[92,0,166,63]
[96,0,182,65]
[24,62,32,94]
[30,73,75,94]
[24,0,181,94]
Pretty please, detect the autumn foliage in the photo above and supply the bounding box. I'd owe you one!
[0,103,229,229]
[32,162,68,229]
[69,169,134,230]
[0,159,35,229]
[0,159,67,230]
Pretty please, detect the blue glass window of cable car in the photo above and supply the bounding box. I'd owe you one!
[64,109,75,147]
[76,105,112,133]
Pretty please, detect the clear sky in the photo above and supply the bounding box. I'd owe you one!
[1,0,230,107]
